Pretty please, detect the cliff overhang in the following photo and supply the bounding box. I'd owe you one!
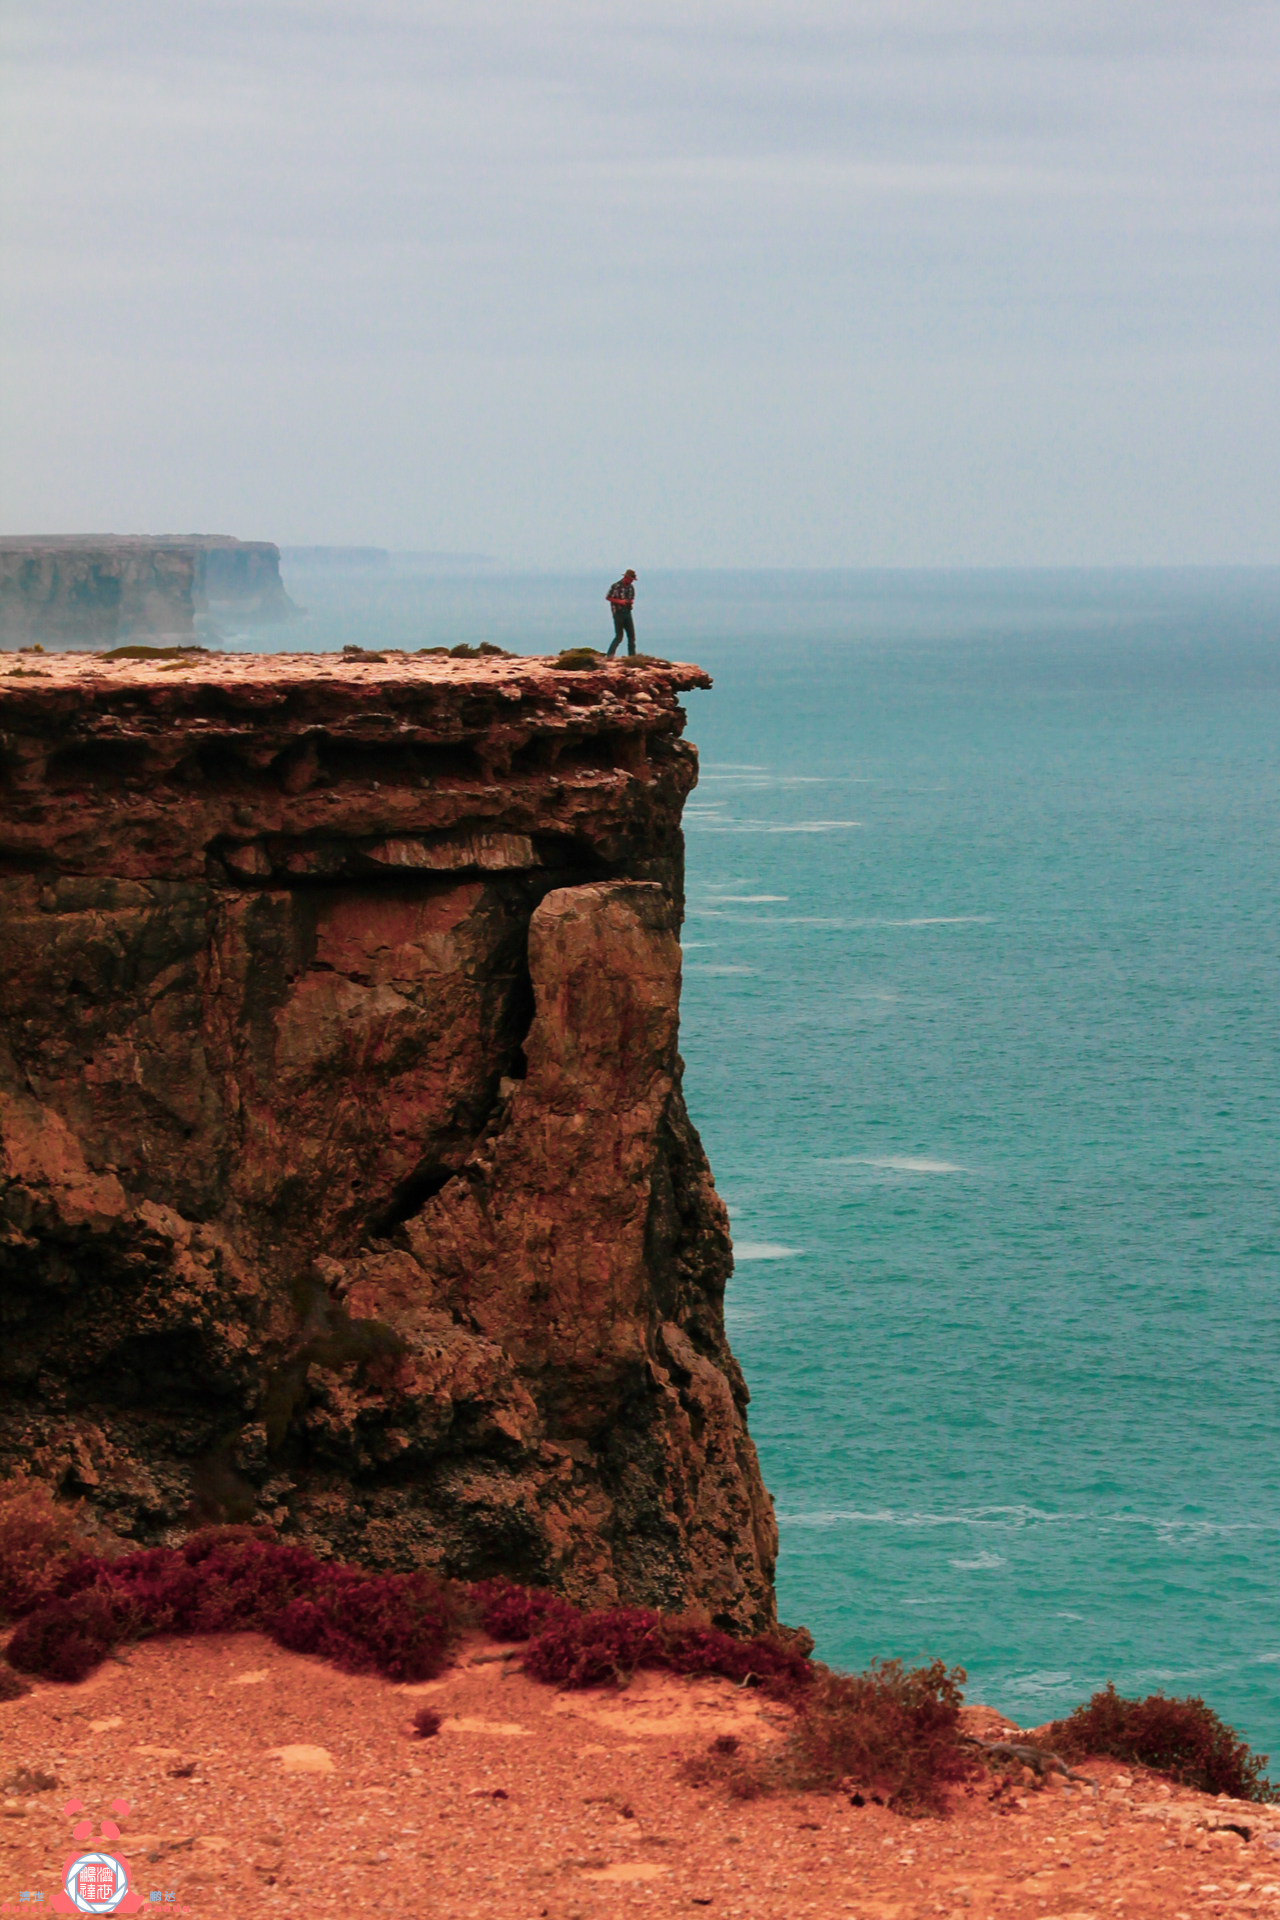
[0,651,778,1632]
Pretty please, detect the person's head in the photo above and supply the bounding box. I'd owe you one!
[623,569,636,581]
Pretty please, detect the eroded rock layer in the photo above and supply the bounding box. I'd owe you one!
[0,651,778,1630]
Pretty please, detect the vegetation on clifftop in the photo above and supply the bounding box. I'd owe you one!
[2,1477,1273,1810]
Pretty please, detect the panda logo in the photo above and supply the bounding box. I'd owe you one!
[52,1800,146,1914]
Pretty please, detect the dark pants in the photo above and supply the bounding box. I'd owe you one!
[608,608,636,656]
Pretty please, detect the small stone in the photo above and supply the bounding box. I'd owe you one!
[4,1768,59,1794]
[268,1745,334,1774]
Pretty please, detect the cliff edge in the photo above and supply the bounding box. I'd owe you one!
[0,650,778,1631]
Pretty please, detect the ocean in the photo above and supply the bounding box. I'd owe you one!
[264,561,1280,1757]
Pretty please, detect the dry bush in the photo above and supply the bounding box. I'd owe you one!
[681,1739,773,1801]
[786,1659,972,1814]
[0,1472,119,1620]
[1047,1683,1276,1802]
[682,1657,972,1815]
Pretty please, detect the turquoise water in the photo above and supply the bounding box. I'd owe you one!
[271,563,1280,1755]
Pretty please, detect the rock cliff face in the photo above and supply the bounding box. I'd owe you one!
[193,538,295,623]
[0,538,295,648]
[0,651,778,1631]
[0,541,200,646]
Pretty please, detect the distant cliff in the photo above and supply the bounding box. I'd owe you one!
[192,537,296,623]
[0,537,296,648]
[0,650,778,1632]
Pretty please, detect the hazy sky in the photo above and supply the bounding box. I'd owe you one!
[2,1,1277,565]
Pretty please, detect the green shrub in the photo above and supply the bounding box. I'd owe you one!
[98,645,207,661]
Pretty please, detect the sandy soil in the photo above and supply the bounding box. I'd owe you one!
[2,1633,1276,1918]
[0,647,705,693]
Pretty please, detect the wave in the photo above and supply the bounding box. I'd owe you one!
[694,819,864,834]
[684,963,756,975]
[699,913,990,929]
[777,1502,1280,1538]
[777,1504,1080,1530]
[1000,1671,1077,1703]
[832,1155,969,1174]
[733,1241,804,1261]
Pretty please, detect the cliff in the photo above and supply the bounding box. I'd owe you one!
[0,538,295,648]
[192,537,296,624]
[0,650,778,1631]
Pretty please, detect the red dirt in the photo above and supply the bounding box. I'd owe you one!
[3,1633,1275,1917]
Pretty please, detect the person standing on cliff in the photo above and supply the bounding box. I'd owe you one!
[606,570,637,657]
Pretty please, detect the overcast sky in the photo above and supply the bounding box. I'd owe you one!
[2,1,1277,565]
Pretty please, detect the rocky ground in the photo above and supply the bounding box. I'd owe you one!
[3,1632,1276,1918]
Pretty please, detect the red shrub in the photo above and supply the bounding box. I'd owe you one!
[297,1570,460,1683]
[3,1529,459,1687]
[470,1581,815,1698]
[271,1599,334,1662]
[469,1578,574,1642]
[6,1588,140,1684]
[1048,1684,1276,1802]
[662,1622,813,1698]
[523,1605,667,1688]
[104,1535,328,1637]
[53,1555,116,1601]
[3,1540,806,1709]
[412,1706,442,1739]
